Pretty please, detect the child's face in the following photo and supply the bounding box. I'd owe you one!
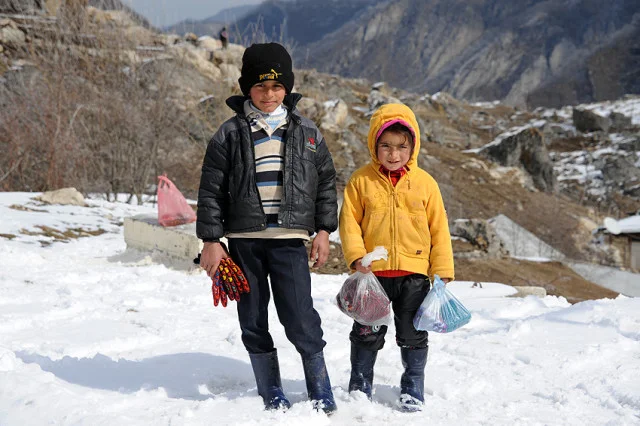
[377,130,412,171]
[249,80,286,113]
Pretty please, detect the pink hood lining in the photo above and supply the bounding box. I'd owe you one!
[375,119,416,143]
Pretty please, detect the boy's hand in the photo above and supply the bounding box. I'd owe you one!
[200,242,228,278]
[354,258,372,274]
[310,230,330,268]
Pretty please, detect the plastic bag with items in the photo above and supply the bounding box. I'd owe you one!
[335,246,391,326]
[413,274,471,333]
[157,174,196,227]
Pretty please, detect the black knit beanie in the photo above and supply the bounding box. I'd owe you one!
[238,42,294,96]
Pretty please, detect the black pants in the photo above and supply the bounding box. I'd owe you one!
[229,238,326,357]
[350,274,430,351]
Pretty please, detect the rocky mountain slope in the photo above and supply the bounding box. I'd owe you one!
[1,3,638,300]
[233,0,640,108]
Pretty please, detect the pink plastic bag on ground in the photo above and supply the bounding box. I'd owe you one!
[157,175,196,227]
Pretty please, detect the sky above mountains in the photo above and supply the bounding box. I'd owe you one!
[121,0,262,27]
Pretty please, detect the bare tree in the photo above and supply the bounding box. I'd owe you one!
[0,2,192,203]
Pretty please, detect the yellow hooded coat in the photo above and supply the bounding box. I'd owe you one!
[339,103,455,279]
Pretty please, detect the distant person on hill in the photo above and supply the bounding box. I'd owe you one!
[339,103,455,412]
[196,42,338,414]
[219,26,228,49]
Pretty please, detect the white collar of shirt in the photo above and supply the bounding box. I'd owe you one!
[244,100,288,134]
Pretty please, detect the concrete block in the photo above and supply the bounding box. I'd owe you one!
[124,214,222,261]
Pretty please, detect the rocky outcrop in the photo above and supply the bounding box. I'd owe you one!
[451,218,508,258]
[0,19,26,50]
[0,0,43,14]
[572,108,611,133]
[476,126,556,193]
[600,157,640,198]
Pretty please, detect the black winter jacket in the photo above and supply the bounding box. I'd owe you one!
[196,93,338,241]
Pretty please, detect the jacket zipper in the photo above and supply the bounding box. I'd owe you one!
[381,167,399,270]
[387,169,410,270]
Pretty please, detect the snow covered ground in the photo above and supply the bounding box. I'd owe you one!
[1,193,639,425]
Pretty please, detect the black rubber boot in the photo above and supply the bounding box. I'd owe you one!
[301,351,338,414]
[399,346,428,412]
[348,343,378,399]
[248,350,291,410]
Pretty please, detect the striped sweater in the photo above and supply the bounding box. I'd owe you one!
[225,100,309,240]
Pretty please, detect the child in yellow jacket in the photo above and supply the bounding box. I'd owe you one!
[339,103,454,411]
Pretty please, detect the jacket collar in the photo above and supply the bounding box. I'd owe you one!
[226,93,303,116]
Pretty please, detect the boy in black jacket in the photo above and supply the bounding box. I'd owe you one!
[196,42,338,414]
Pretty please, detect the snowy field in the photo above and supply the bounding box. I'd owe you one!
[0,193,639,425]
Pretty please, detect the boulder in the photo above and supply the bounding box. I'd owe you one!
[170,43,222,81]
[196,35,220,52]
[600,156,640,197]
[572,107,611,133]
[367,85,401,112]
[0,19,26,50]
[609,111,633,131]
[35,188,86,206]
[296,97,321,122]
[184,32,198,45]
[618,136,640,152]
[320,98,349,132]
[478,126,556,192]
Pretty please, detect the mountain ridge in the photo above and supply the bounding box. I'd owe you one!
[230,0,640,107]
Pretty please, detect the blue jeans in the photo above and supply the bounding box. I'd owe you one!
[229,238,326,357]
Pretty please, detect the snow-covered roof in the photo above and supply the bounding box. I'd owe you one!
[603,215,640,235]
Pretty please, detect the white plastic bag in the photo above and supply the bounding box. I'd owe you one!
[413,275,471,333]
[335,246,391,326]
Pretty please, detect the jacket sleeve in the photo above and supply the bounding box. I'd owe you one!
[426,181,455,280]
[314,131,339,233]
[339,176,367,270]
[196,126,230,241]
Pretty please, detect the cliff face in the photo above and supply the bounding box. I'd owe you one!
[232,0,375,47]
[236,0,640,107]
[526,16,640,108]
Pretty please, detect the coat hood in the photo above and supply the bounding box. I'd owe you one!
[367,103,421,167]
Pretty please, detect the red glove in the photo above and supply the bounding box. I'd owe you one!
[226,259,250,294]
[208,257,250,307]
[211,270,228,307]
[216,259,237,301]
